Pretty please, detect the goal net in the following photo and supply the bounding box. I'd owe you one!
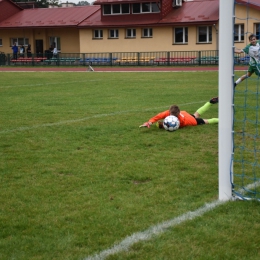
[232,0,260,200]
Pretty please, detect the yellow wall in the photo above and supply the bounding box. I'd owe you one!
[0,29,30,54]
[46,28,80,53]
[0,28,80,54]
[79,26,217,53]
[234,5,260,50]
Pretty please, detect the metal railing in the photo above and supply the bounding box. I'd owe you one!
[0,50,248,66]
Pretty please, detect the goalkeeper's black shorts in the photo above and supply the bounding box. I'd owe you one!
[190,114,205,125]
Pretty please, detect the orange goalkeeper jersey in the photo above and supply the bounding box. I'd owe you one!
[149,110,197,128]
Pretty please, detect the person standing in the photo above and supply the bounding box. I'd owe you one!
[52,44,58,64]
[52,45,58,58]
[19,45,25,58]
[11,42,18,60]
[27,44,32,58]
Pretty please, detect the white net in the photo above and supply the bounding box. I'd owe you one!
[232,0,260,200]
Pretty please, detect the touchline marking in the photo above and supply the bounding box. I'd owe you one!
[0,76,193,89]
[84,181,260,260]
[0,101,205,135]
[84,200,225,260]
[0,80,101,89]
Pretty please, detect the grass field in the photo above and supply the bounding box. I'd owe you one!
[0,71,259,260]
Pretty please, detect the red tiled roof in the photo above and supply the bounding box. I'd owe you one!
[79,11,162,27]
[79,0,219,27]
[0,5,99,28]
[159,0,219,25]
[0,0,22,23]
[0,0,22,9]
[236,0,260,11]
[0,0,219,29]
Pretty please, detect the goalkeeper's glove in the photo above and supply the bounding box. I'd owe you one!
[139,122,152,128]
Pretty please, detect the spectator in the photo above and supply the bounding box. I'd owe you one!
[52,45,58,58]
[27,44,32,58]
[20,45,25,58]
[11,42,18,60]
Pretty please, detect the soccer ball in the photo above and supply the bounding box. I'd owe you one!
[163,115,180,132]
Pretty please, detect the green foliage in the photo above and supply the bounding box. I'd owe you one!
[77,1,90,6]
[12,0,59,8]
[0,71,259,260]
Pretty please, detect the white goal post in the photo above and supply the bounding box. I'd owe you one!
[218,0,234,200]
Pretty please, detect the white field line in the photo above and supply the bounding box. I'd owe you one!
[0,101,205,135]
[0,69,246,73]
[84,181,260,260]
[84,200,225,260]
[0,71,200,73]
[0,80,101,89]
[0,77,194,89]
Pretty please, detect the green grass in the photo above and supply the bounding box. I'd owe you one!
[0,71,259,260]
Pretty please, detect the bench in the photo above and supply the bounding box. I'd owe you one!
[154,57,196,65]
[139,57,155,63]
[11,57,47,64]
[171,57,196,63]
[238,55,250,64]
[115,57,138,64]
[195,56,219,64]
[44,57,81,65]
[116,57,155,65]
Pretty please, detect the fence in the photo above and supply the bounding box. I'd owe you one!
[0,50,248,67]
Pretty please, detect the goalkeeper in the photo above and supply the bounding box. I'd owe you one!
[234,34,260,87]
[139,97,218,129]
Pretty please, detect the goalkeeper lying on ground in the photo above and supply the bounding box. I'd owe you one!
[139,97,219,129]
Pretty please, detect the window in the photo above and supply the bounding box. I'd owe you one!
[132,3,141,13]
[112,4,120,14]
[255,23,260,40]
[104,2,158,15]
[197,26,212,43]
[174,27,188,44]
[142,28,153,38]
[133,2,160,14]
[234,24,244,42]
[122,4,130,14]
[103,4,111,14]
[126,29,136,38]
[0,39,2,46]
[151,2,160,12]
[103,4,130,15]
[50,37,60,50]
[142,3,150,12]
[108,29,119,39]
[93,30,103,39]
[10,38,29,46]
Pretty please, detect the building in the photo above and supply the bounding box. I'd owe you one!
[0,0,259,55]
[60,2,76,7]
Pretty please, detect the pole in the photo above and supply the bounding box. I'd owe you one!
[218,0,233,200]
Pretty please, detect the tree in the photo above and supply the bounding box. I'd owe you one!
[77,1,90,6]
[12,0,59,8]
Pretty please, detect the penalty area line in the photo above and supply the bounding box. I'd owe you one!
[0,101,205,135]
[83,200,226,260]
[83,182,260,260]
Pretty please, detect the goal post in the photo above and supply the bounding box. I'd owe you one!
[218,0,234,201]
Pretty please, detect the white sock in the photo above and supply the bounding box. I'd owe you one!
[236,78,242,85]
